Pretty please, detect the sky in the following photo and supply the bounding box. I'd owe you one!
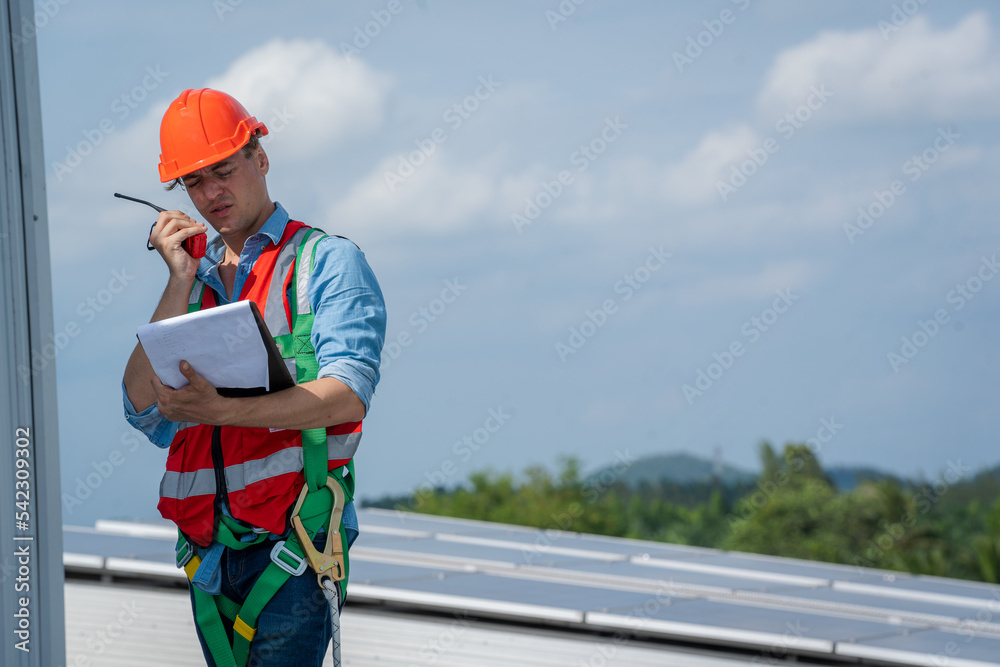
[27,0,1000,525]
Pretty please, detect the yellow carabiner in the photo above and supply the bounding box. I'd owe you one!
[290,476,347,588]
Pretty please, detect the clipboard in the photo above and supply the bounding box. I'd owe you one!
[137,300,295,397]
[219,302,295,397]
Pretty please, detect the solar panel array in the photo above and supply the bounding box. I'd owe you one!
[63,509,1000,667]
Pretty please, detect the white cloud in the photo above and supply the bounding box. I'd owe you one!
[326,151,495,239]
[207,38,393,159]
[586,125,760,209]
[757,11,1000,121]
[661,125,761,204]
[674,260,817,306]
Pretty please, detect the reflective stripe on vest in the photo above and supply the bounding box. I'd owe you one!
[296,232,324,315]
[159,430,362,499]
[262,227,311,339]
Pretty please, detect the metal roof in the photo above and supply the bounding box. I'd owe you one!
[63,509,1000,666]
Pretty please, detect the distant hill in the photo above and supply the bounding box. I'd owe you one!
[586,452,898,493]
[585,452,755,488]
[826,465,900,492]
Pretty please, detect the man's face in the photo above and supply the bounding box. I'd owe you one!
[180,145,270,237]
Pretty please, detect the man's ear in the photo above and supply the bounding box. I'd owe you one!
[255,146,270,177]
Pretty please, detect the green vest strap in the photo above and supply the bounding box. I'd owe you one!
[302,427,328,493]
[187,279,206,314]
[288,229,327,494]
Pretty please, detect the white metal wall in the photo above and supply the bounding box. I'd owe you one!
[0,0,66,664]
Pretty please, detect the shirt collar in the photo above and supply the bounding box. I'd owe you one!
[253,201,290,246]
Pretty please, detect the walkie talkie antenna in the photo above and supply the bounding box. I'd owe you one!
[114,192,166,213]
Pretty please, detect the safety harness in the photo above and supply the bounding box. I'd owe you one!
[174,227,354,667]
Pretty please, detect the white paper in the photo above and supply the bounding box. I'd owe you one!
[136,301,270,391]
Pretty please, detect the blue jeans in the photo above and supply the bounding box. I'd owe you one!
[190,502,359,667]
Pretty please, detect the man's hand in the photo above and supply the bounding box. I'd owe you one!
[149,211,207,280]
[151,361,231,425]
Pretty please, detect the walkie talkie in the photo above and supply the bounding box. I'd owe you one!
[114,192,207,258]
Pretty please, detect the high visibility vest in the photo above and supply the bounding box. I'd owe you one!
[157,220,361,547]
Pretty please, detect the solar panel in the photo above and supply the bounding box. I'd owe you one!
[840,571,1000,606]
[356,568,674,614]
[538,558,786,594]
[350,558,477,585]
[590,597,913,654]
[358,509,536,537]
[361,510,713,561]
[778,585,1000,626]
[63,527,175,564]
[60,511,1000,666]
[356,535,606,570]
[687,549,871,581]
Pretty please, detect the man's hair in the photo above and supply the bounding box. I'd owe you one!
[164,131,262,191]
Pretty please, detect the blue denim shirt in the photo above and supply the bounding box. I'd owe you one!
[123,202,387,445]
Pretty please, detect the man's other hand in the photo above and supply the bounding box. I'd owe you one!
[152,360,230,425]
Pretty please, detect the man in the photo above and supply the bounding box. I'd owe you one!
[122,88,386,666]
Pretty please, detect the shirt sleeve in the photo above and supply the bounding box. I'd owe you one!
[307,237,387,414]
[122,380,179,448]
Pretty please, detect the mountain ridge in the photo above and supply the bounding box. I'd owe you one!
[587,451,898,492]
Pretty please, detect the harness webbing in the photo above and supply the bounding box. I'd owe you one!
[180,228,353,667]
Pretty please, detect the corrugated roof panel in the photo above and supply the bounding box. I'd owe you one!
[836,628,1000,667]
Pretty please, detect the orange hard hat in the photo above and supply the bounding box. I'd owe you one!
[157,88,268,182]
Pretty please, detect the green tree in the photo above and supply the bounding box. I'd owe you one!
[726,443,856,562]
[973,497,1000,583]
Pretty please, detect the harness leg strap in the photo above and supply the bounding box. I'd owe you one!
[192,587,239,667]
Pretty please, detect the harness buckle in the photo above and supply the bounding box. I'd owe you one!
[269,540,308,576]
[290,477,348,588]
[176,538,194,569]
